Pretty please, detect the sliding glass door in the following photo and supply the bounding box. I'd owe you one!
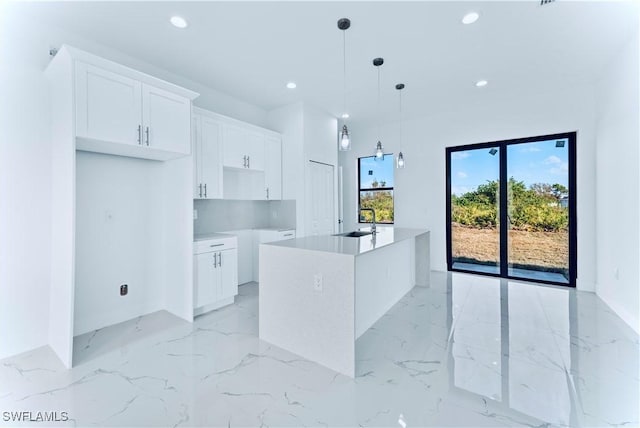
[446,132,576,287]
[449,146,501,275]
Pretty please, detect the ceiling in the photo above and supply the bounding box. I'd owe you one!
[9,1,640,123]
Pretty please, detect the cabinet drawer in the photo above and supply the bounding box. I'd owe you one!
[277,230,296,240]
[194,236,237,254]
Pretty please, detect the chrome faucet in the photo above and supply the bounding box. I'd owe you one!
[359,208,377,235]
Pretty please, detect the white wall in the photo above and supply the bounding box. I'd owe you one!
[268,103,338,237]
[193,199,296,234]
[594,29,640,333]
[74,152,164,336]
[0,3,269,359]
[0,5,53,360]
[341,83,598,292]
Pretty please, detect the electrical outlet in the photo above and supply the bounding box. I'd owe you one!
[120,284,128,296]
[313,274,323,292]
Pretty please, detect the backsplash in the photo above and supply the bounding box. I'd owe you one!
[194,199,296,235]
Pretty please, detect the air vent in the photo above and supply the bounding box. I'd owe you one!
[540,0,555,5]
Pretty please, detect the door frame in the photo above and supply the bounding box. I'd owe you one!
[445,131,577,287]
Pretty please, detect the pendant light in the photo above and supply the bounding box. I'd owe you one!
[396,83,405,169]
[373,57,384,159]
[338,18,351,151]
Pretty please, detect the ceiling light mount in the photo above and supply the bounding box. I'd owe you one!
[373,57,384,67]
[337,18,351,30]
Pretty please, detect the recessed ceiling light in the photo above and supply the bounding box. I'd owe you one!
[286,82,297,89]
[342,113,349,119]
[476,79,488,87]
[170,16,188,29]
[462,12,480,25]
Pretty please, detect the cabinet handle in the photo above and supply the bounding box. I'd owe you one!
[199,183,203,198]
[266,187,269,200]
[213,253,217,268]
[243,156,247,168]
[204,183,207,198]
[218,252,222,267]
[137,125,142,144]
[209,243,224,247]
[145,127,149,146]
[284,233,293,237]
[247,156,250,168]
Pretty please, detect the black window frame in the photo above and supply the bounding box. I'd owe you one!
[357,154,395,225]
[445,131,577,288]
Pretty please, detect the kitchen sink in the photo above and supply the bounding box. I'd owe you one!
[336,231,373,238]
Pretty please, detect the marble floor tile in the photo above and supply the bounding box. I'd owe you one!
[1,273,638,427]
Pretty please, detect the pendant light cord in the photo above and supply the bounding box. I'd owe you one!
[399,88,402,151]
[377,65,381,142]
[343,30,347,117]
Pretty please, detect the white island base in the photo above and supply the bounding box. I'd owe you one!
[259,227,430,377]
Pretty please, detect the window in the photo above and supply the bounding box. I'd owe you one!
[358,154,394,224]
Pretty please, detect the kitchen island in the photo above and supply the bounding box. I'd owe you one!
[258,226,429,377]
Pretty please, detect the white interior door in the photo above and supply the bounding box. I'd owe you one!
[308,161,335,236]
[338,166,344,233]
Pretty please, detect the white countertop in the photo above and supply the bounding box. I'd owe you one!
[264,226,428,256]
[194,232,237,242]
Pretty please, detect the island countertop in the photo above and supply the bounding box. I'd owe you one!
[263,226,428,256]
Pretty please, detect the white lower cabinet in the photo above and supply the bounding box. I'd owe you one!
[224,229,254,285]
[253,229,296,282]
[193,236,238,315]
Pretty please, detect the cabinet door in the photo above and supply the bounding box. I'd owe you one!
[200,117,223,199]
[195,252,218,308]
[142,83,191,155]
[264,136,282,200]
[75,62,142,145]
[193,115,202,198]
[219,249,238,300]
[246,131,265,171]
[222,124,247,169]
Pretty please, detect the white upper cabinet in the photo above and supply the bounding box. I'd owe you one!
[222,125,265,171]
[62,45,198,161]
[193,107,283,200]
[222,124,248,169]
[245,131,265,171]
[264,135,282,200]
[141,83,191,154]
[193,111,223,199]
[76,63,142,146]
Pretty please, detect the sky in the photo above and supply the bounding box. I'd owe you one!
[450,138,569,196]
[359,155,395,189]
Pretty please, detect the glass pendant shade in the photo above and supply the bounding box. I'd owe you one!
[375,141,384,159]
[397,151,405,168]
[340,124,351,151]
